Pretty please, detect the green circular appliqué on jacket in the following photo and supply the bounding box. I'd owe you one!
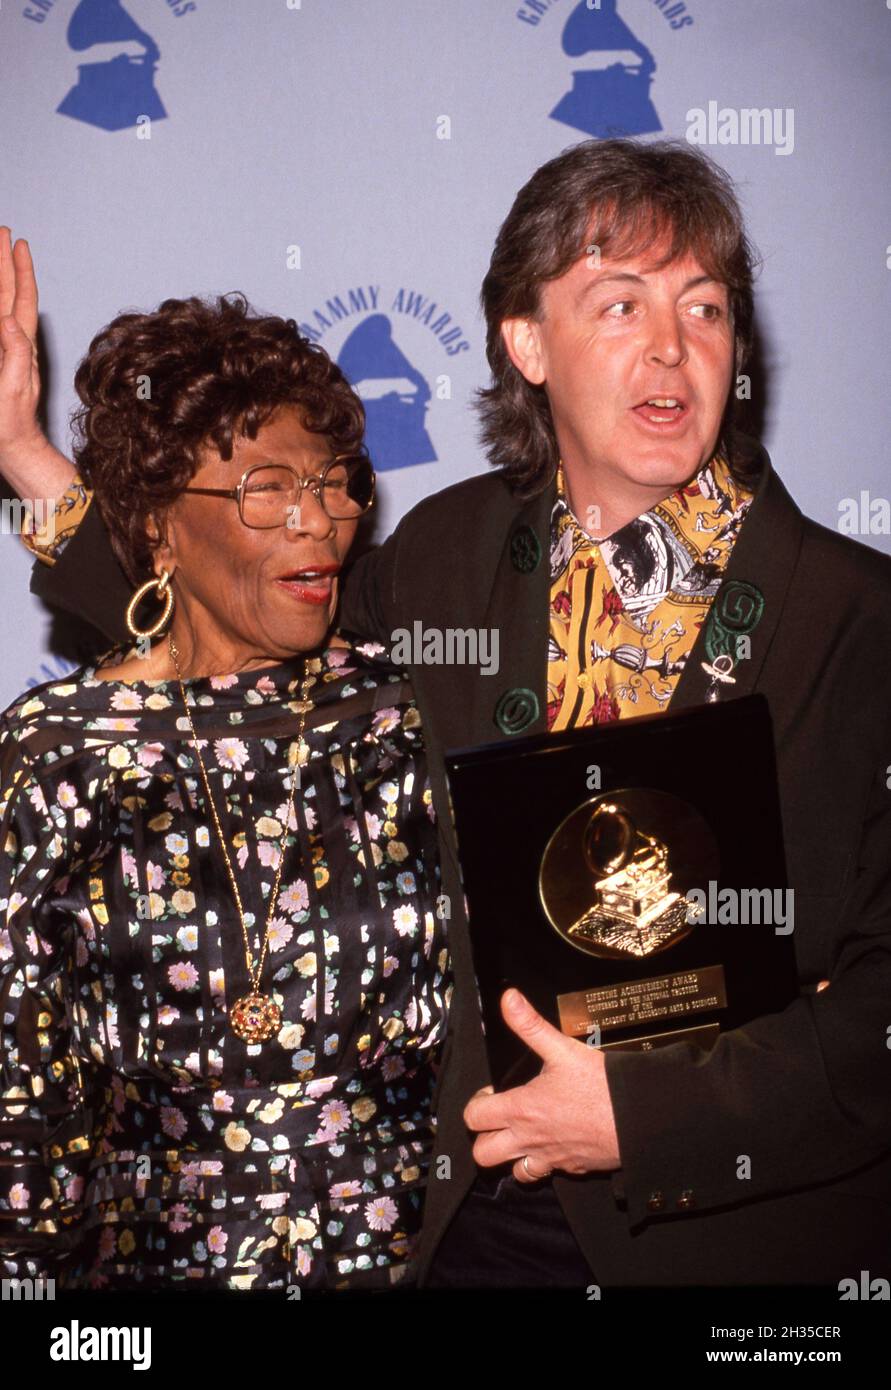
[704,579,765,662]
[509,526,542,574]
[493,688,540,735]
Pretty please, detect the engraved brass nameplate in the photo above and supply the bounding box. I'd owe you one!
[557,962,728,1038]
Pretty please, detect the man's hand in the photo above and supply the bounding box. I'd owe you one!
[0,227,76,499]
[464,988,622,1183]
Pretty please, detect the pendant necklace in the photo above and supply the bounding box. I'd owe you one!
[169,633,312,1044]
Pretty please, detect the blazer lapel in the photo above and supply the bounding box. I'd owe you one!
[472,479,555,743]
[670,449,806,711]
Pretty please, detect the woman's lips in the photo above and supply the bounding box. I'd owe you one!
[275,567,338,606]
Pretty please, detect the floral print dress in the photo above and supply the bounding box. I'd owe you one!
[0,637,450,1291]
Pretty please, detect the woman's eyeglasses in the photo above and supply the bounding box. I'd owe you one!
[182,452,376,529]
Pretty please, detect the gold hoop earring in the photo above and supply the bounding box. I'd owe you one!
[125,568,174,640]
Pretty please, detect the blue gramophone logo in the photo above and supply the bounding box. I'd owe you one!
[56,0,167,131]
[337,315,436,472]
[550,0,661,139]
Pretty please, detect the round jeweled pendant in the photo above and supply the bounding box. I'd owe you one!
[230,992,282,1043]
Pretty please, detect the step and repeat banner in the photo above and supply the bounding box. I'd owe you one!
[0,0,889,706]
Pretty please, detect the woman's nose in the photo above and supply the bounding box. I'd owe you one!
[287,484,336,538]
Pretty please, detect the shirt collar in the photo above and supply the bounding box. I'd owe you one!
[551,451,744,546]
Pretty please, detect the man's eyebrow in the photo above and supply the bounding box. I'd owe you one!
[576,271,722,304]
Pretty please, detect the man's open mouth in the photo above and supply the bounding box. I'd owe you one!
[632,396,689,424]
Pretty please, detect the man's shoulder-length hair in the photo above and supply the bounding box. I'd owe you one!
[477,138,762,496]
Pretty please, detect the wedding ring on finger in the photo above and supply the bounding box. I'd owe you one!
[521,1154,552,1180]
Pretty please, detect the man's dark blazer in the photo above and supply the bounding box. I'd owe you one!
[31,438,891,1288]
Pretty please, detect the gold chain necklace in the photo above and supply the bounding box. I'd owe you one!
[168,633,313,1045]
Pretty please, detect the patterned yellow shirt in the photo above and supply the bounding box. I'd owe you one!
[547,455,752,731]
[20,472,92,565]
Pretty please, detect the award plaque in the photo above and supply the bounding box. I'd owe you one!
[444,694,798,1089]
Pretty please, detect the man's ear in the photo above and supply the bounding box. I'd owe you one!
[500,316,547,387]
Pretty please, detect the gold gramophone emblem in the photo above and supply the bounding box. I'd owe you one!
[539,789,715,960]
[567,803,690,956]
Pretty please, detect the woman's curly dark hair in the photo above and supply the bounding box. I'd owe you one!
[477,138,763,496]
[71,292,365,584]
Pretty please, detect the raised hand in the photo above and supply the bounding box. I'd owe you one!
[0,227,76,499]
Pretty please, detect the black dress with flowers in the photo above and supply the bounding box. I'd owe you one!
[0,637,450,1291]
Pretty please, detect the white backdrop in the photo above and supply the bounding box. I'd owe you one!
[1,0,889,705]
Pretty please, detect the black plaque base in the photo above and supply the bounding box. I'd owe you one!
[445,695,798,1089]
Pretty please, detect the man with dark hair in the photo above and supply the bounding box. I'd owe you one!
[1,138,890,1290]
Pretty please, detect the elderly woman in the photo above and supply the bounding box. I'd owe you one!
[0,290,450,1291]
